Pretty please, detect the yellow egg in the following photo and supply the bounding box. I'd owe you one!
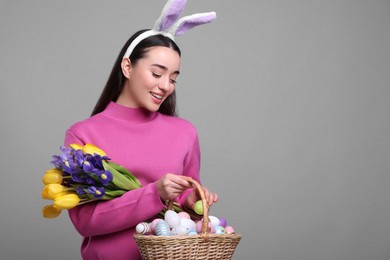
[193,200,204,215]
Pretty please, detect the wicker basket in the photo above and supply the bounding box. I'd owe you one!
[134,177,241,260]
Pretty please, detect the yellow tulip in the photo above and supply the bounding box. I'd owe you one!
[82,143,107,157]
[41,184,66,200]
[54,193,80,209]
[42,168,63,185]
[70,143,83,151]
[42,204,62,218]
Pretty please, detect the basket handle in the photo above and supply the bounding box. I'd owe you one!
[167,177,210,238]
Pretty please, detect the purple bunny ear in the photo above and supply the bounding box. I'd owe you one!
[153,0,187,31]
[168,12,217,37]
[123,0,217,59]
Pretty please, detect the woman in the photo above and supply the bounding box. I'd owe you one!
[64,29,218,259]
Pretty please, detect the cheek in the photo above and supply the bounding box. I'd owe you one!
[168,84,176,94]
[133,71,157,90]
[143,74,158,88]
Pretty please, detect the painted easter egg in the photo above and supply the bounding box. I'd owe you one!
[180,218,196,232]
[219,217,227,227]
[193,200,204,215]
[196,220,215,234]
[164,210,180,228]
[178,211,191,219]
[155,221,171,236]
[225,226,235,234]
[172,225,188,235]
[209,216,220,227]
[135,222,151,234]
[195,220,203,233]
[209,223,216,234]
[214,225,226,234]
[150,218,163,233]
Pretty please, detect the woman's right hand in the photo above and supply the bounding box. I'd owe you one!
[157,173,192,201]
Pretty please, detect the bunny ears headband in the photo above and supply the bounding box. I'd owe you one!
[123,0,216,59]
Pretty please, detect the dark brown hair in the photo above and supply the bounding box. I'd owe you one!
[91,29,181,116]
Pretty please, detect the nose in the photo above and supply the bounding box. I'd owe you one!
[158,77,171,92]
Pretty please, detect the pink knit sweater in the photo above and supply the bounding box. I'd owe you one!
[64,101,200,260]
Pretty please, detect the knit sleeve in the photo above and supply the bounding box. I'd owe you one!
[64,130,166,237]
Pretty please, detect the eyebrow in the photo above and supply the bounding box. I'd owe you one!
[151,64,180,75]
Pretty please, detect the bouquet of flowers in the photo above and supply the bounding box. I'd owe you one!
[41,143,142,218]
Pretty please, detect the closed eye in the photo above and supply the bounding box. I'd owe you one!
[152,72,162,78]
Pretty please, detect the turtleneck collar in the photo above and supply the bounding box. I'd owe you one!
[102,101,158,123]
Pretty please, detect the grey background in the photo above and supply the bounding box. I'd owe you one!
[1,0,389,259]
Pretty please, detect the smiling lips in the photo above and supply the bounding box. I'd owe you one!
[150,91,164,103]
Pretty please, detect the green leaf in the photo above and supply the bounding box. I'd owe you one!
[101,194,116,200]
[103,161,141,190]
[105,189,127,197]
[108,162,142,187]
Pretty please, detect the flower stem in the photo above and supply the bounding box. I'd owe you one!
[77,198,98,206]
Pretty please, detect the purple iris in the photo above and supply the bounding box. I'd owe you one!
[74,149,85,167]
[83,175,97,185]
[71,173,83,183]
[82,154,104,173]
[82,160,95,173]
[89,154,104,169]
[51,146,81,174]
[49,145,115,201]
[62,160,79,174]
[51,155,63,169]
[87,186,105,199]
[99,170,113,186]
[76,187,86,195]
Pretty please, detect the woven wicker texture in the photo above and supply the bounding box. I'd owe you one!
[135,233,241,260]
[134,177,242,260]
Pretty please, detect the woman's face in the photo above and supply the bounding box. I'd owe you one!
[119,46,180,112]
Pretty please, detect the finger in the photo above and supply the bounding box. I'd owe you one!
[208,192,215,206]
[164,174,191,190]
[202,188,218,206]
[172,175,192,188]
[213,193,219,203]
[209,192,218,206]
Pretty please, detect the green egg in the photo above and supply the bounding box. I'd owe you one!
[193,200,204,215]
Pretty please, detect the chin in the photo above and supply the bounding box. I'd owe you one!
[144,104,161,112]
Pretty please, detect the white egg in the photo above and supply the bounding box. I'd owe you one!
[173,225,188,235]
[209,216,220,227]
[135,222,150,234]
[165,210,181,228]
[180,218,196,231]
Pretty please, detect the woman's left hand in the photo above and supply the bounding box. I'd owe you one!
[185,186,218,209]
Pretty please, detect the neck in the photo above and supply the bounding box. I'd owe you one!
[103,101,158,123]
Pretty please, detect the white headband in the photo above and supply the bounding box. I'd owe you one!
[123,0,216,59]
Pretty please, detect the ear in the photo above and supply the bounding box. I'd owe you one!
[121,58,132,79]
